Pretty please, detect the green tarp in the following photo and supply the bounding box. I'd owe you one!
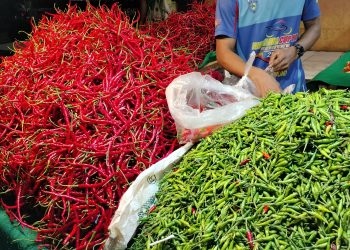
[0,209,38,250]
[198,51,217,69]
[310,51,350,87]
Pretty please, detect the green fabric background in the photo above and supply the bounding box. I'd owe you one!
[0,209,38,250]
[310,51,350,87]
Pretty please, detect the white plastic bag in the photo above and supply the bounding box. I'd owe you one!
[105,142,193,250]
[166,52,260,144]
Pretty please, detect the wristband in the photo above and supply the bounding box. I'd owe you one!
[293,43,305,58]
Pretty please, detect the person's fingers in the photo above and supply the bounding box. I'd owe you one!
[266,75,281,93]
[269,52,278,66]
[273,63,284,71]
[269,51,282,67]
[271,83,281,92]
[273,58,289,72]
[250,67,281,98]
[272,84,282,92]
[272,63,282,72]
[256,83,267,98]
[269,51,283,67]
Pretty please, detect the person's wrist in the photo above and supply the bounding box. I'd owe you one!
[293,43,305,58]
[291,46,298,60]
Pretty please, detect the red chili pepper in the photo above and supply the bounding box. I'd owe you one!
[143,2,216,67]
[263,205,269,214]
[340,105,349,110]
[148,205,157,214]
[325,121,333,126]
[331,243,337,250]
[262,151,270,159]
[240,159,251,166]
[0,1,211,249]
[192,207,196,215]
[63,225,78,245]
[208,70,224,82]
[246,231,254,249]
[344,61,350,73]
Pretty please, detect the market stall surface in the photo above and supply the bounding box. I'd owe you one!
[302,51,344,80]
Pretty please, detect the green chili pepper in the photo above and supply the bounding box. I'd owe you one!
[130,90,350,249]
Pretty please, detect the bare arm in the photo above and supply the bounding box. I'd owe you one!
[298,17,321,51]
[269,17,321,71]
[216,37,247,77]
[216,36,281,97]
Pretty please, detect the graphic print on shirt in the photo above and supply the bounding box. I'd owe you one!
[247,0,257,12]
[252,19,299,77]
[215,0,320,92]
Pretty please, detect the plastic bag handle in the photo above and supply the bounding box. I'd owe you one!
[237,51,258,96]
[244,51,256,77]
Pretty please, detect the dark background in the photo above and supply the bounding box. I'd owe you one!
[0,0,120,43]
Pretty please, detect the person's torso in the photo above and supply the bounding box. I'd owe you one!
[236,0,307,92]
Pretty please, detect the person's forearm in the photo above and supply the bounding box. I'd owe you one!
[216,42,265,81]
[297,17,321,51]
[216,43,246,77]
[216,38,281,96]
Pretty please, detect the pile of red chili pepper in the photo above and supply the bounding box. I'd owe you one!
[143,2,216,67]
[0,3,193,249]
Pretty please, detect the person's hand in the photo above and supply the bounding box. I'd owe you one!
[269,47,298,72]
[249,67,281,97]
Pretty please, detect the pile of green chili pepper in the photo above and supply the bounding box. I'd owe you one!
[130,89,350,250]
